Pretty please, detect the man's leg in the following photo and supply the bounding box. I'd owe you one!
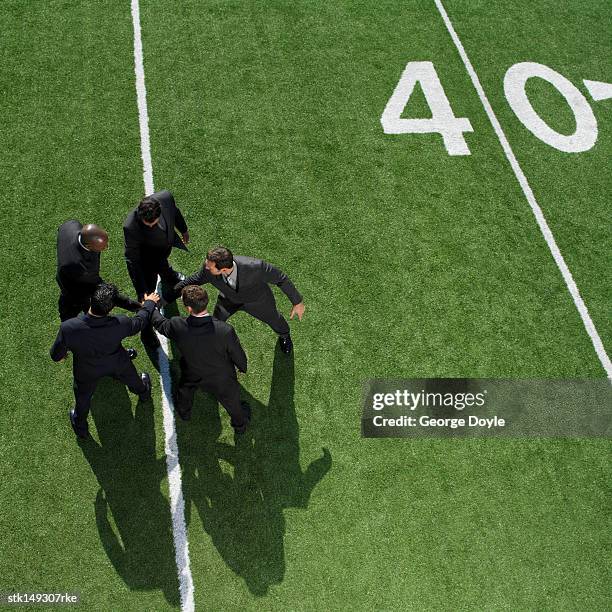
[242,289,290,336]
[141,323,160,350]
[114,359,150,400]
[158,258,183,303]
[210,380,250,434]
[213,295,243,322]
[175,378,198,421]
[72,378,98,436]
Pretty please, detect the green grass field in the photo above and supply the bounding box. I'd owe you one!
[1,1,610,610]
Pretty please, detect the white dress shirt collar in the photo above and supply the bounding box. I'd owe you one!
[191,310,210,318]
[222,261,238,289]
[78,233,91,252]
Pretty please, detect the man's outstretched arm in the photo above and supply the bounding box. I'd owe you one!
[113,289,142,312]
[120,293,160,336]
[260,260,305,320]
[174,266,209,294]
[151,308,175,339]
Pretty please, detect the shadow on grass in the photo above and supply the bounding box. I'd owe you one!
[176,345,331,596]
[77,377,180,608]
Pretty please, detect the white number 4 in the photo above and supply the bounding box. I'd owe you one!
[380,61,473,156]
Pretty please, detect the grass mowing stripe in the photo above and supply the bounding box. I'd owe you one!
[130,0,195,608]
[434,0,612,378]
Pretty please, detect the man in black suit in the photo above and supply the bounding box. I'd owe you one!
[174,246,305,354]
[123,190,189,348]
[50,283,160,439]
[152,285,251,433]
[56,221,141,322]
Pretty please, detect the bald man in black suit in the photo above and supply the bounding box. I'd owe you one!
[56,220,141,322]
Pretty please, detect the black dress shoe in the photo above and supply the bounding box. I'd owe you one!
[139,372,152,402]
[279,335,293,355]
[69,409,89,439]
[127,348,138,360]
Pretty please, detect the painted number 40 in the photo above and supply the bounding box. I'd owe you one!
[380,60,610,155]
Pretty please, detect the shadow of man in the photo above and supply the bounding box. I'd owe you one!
[178,345,331,596]
[77,377,179,607]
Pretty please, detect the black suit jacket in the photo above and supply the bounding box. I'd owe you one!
[56,220,102,296]
[176,255,303,306]
[152,310,247,385]
[123,190,188,297]
[56,219,141,311]
[50,301,156,380]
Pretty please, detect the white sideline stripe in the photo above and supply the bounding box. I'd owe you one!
[434,0,612,379]
[130,1,196,610]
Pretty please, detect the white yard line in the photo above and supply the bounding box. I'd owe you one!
[434,0,612,379]
[130,1,196,610]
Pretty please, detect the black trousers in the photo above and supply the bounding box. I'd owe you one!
[139,260,182,347]
[58,289,139,322]
[175,375,249,432]
[73,361,146,432]
[213,288,290,337]
[138,259,182,298]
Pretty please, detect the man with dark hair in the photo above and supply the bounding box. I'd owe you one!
[50,283,161,439]
[123,190,189,349]
[56,220,141,328]
[151,285,251,433]
[175,246,305,354]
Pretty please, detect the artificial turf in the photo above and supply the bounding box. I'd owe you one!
[1,1,609,610]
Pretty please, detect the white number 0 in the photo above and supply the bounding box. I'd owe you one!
[504,62,598,153]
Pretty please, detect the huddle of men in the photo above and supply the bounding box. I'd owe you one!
[51,190,305,439]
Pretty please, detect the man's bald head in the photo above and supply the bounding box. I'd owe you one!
[80,224,108,252]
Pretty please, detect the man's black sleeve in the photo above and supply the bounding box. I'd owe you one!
[174,266,208,294]
[124,226,148,300]
[151,308,175,339]
[50,327,68,361]
[260,260,303,305]
[118,299,156,336]
[227,327,247,373]
[174,205,188,234]
[113,290,142,312]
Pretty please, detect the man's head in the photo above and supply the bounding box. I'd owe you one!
[137,196,161,227]
[90,283,118,316]
[80,224,108,252]
[181,285,209,315]
[205,246,234,275]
